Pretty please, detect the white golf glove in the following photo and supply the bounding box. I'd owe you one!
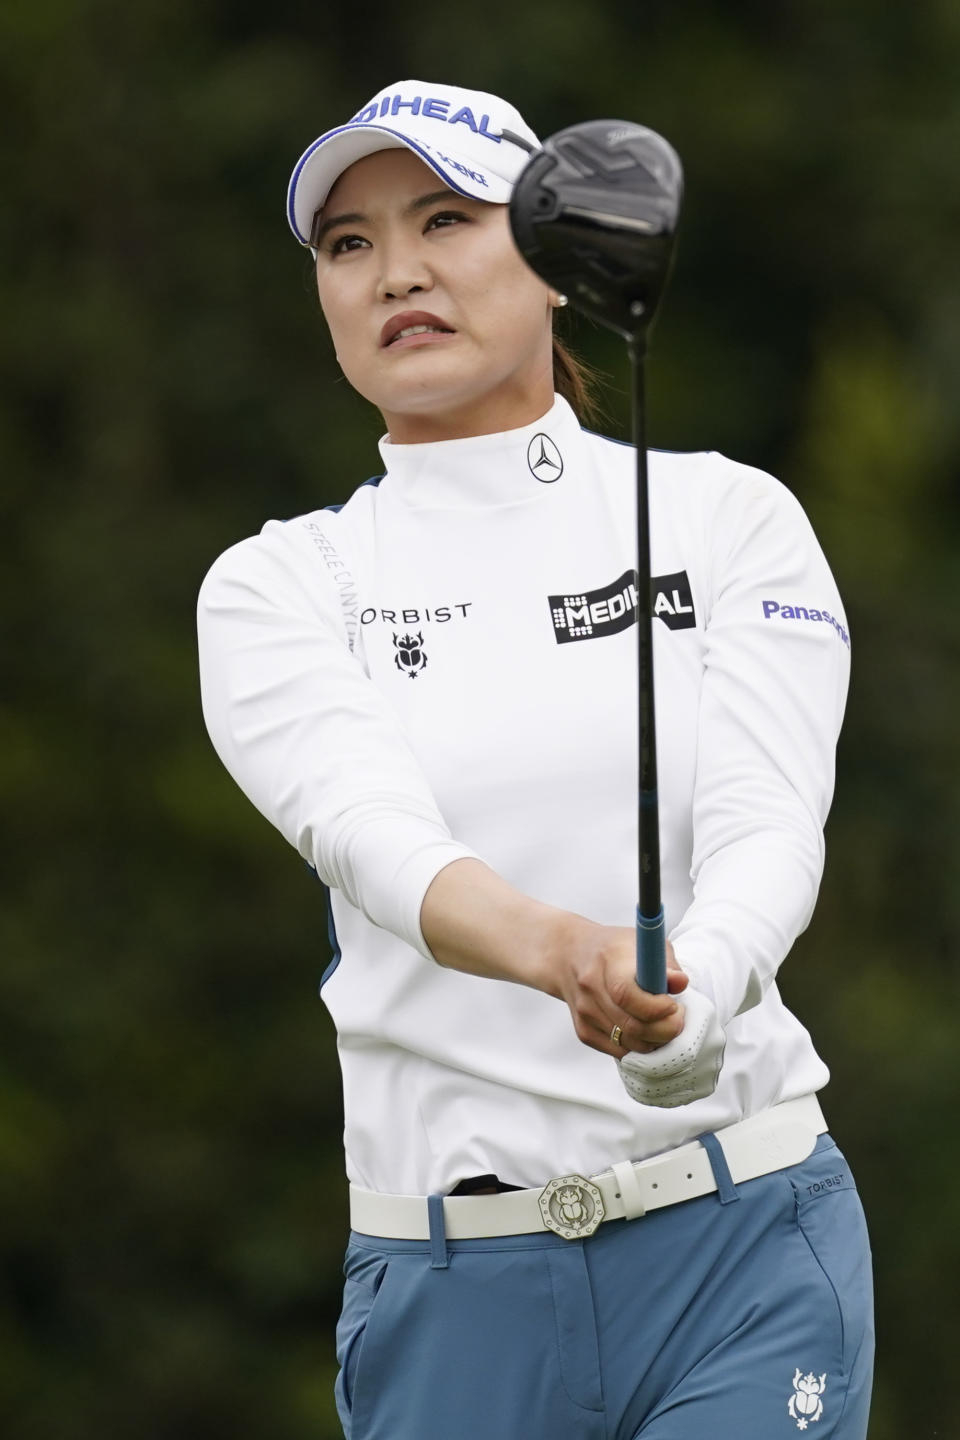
[617,987,725,1108]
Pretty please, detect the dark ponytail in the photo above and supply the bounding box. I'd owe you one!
[552,333,605,429]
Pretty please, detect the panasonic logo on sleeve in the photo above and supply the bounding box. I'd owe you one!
[762,599,850,648]
[549,569,696,644]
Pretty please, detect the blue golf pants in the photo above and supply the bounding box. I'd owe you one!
[334,1134,874,1439]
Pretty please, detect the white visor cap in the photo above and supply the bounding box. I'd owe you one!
[287,80,540,247]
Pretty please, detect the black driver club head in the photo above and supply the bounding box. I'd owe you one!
[508,120,683,344]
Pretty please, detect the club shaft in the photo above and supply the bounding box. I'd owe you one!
[631,345,667,994]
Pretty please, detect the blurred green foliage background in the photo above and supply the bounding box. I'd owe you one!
[2,0,958,1435]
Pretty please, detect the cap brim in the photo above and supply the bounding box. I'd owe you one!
[287,123,514,244]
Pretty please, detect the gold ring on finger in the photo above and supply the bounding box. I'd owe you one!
[610,1024,623,1047]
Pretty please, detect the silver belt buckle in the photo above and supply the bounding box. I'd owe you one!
[538,1173,605,1240]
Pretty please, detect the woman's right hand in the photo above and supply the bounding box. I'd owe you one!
[421,859,689,1058]
[548,918,689,1059]
[550,916,726,1104]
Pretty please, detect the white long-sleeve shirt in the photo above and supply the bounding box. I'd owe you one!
[197,395,850,1195]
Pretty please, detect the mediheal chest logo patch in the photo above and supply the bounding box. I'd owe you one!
[651,571,696,630]
[549,569,696,643]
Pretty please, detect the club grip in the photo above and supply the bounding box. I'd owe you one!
[636,906,667,994]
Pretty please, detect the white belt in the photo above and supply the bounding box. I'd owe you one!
[349,1094,827,1242]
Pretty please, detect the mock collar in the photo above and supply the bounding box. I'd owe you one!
[376,395,585,508]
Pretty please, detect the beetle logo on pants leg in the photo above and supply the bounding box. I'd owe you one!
[788,1370,826,1429]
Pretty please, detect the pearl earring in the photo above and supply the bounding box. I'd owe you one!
[555,294,569,308]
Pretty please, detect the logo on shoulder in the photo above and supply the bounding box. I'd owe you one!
[527,433,563,482]
[762,600,850,649]
[549,569,696,643]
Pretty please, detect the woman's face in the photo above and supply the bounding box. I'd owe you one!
[314,148,557,442]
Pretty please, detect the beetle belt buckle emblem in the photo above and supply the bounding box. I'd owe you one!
[538,1173,605,1239]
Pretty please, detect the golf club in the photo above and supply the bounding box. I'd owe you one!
[508,120,683,995]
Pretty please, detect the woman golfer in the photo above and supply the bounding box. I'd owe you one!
[198,79,874,1440]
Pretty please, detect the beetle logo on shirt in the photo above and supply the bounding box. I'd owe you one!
[393,632,428,677]
[548,569,696,643]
